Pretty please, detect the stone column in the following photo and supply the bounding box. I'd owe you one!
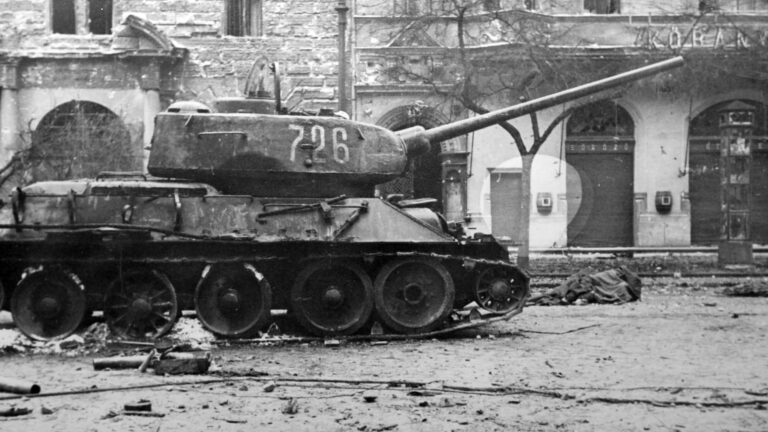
[0,60,20,165]
[140,62,161,172]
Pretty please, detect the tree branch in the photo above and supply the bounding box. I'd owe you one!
[530,107,574,155]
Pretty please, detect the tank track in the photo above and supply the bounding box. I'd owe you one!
[218,250,529,342]
[0,226,529,341]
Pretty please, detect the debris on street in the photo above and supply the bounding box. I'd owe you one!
[124,399,152,412]
[282,397,299,414]
[721,280,768,297]
[0,406,31,417]
[93,351,212,375]
[0,377,41,394]
[154,353,212,375]
[529,266,642,306]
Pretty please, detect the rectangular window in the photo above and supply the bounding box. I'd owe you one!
[715,0,768,11]
[226,0,263,36]
[394,0,438,16]
[88,0,113,35]
[52,0,76,34]
[584,0,619,13]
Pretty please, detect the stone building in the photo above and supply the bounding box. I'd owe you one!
[353,0,768,249]
[1,0,767,249]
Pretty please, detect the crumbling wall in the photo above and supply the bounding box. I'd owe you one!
[0,0,341,109]
[114,0,341,110]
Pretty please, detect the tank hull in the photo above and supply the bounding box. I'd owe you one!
[0,179,528,340]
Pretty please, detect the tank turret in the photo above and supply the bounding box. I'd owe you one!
[148,56,683,197]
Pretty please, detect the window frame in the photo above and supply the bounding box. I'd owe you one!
[583,0,620,14]
[87,0,113,35]
[224,0,263,37]
[51,0,77,35]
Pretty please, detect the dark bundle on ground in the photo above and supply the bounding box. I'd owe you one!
[529,266,642,306]
[720,281,768,297]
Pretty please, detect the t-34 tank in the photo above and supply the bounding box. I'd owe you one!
[0,57,683,341]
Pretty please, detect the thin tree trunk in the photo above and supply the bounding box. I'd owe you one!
[517,153,533,269]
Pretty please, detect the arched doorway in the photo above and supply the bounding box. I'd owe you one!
[565,100,635,247]
[689,100,768,245]
[375,103,461,213]
[28,101,135,181]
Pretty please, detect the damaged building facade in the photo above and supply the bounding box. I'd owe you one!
[0,0,342,181]
[354,0,768,249]
[1,0,767,249]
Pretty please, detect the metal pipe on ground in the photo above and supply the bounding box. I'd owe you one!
[93,352,201,371]
[0,377,41,394]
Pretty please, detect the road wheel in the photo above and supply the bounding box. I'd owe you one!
[474,266,528,313]
[104,269,178,340]
[11,266,87,341]
[195,264,272,338]
[373,258,454,334]
[290,260,373,336]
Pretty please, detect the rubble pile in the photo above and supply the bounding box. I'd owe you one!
[0,316,220,355]
[0,330,91,356]
[167,317,217,345]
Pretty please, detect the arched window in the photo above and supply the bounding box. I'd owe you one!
[376,104,461,212]
[29,101,135,181]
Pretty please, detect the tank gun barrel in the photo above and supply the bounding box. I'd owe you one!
[399,56,683,152]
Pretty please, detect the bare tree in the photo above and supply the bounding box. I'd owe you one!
[380,1,652,267]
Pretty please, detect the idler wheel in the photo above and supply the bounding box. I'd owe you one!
[373,258,454,334]
[11,267,87,341]
[290,261,373,336]
[104,269,178,340]
[474,266,529,313]
[194,264,272,338]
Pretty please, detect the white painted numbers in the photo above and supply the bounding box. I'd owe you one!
[289,124,350,164]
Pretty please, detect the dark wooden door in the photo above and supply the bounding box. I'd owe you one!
[567,150,634,247]
[689,149,721,245]
[490,171,522,243]
[752,151,768,243]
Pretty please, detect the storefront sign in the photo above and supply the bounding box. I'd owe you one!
[565,140,634,153]
[634,25,768,50]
